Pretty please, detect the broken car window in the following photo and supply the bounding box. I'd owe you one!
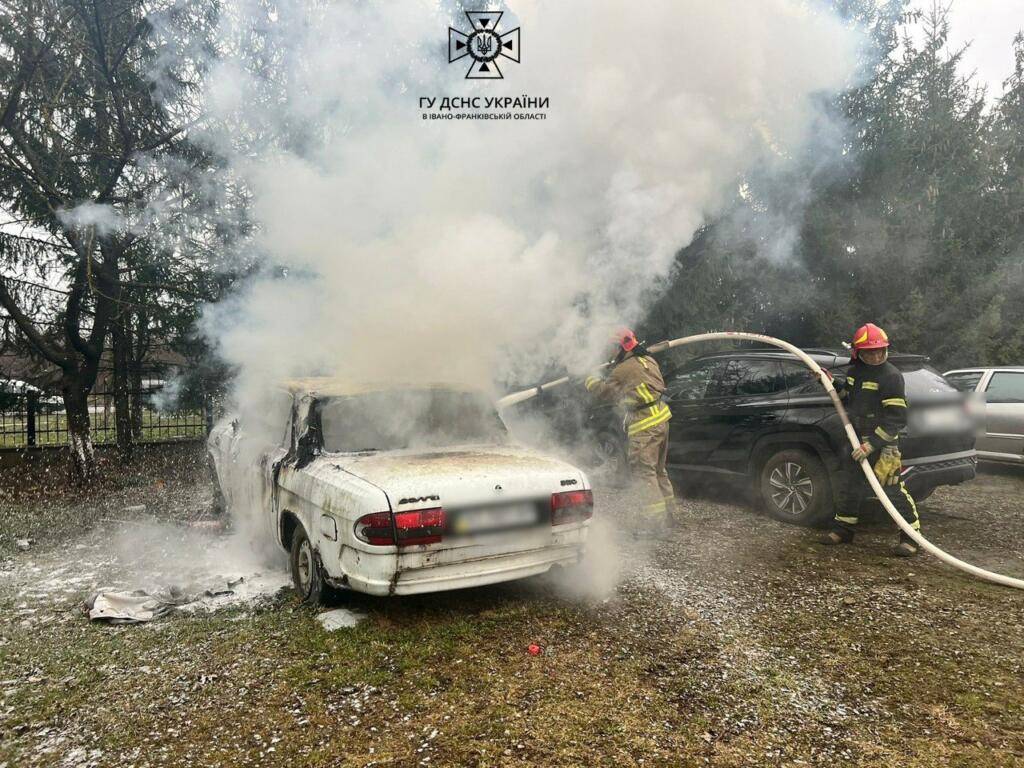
[318,389,509,452]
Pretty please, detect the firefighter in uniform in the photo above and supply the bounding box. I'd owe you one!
[584,329,677,533]
[822,323,920,557]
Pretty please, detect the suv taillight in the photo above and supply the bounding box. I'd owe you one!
[550,490,593,525]
[354,508,446,547]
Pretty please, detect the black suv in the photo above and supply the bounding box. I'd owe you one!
[522,349,977,526]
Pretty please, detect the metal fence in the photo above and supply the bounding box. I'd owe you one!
[0,388,211,449]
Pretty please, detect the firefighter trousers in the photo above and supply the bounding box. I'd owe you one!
[831,446,919,537]
[626,421,677,528]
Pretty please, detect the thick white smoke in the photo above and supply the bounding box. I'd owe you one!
[199,0,863,407]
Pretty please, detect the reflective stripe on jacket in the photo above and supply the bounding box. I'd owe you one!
[840,359,908,449]
[585,353,672,436]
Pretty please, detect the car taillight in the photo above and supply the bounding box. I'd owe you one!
[550,489,593,525]
[354,508,446,547]
[394,507,445,546]
[354,511,394,546]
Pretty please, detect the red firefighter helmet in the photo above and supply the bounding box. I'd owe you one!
[613,327,639,353]
[851,323,889,359]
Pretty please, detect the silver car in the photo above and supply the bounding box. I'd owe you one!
[943,367,1024,464]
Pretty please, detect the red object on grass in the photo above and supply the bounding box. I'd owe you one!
[527,644,542,656]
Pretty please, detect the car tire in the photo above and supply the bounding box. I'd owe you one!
[759,448,832,526]
[290,527,327,605]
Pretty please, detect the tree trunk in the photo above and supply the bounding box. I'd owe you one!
[111,317,133,461]
[129,364,144,440]
[61,374,96,482]
[129,309,150,440]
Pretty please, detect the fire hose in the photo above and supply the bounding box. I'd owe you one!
[498,331,1024,591]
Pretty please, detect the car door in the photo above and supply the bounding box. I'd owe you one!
[702,358,789,473]
[663,358,727,467]
[980,371,1024,460]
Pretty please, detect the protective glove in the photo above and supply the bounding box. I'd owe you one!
[828,369,849,394]
[851,441,874,462]
[583,374,602,392]
[873,445,902,486]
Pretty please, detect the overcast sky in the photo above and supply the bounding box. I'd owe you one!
[928,0,1024,97]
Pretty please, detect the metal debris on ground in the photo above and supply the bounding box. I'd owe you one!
[85,578,254,624]
[85,590,186,624]
[316,608,367,631]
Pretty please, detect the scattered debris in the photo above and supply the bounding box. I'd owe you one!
[84,575,285,624]
[85,590,186,624]
[317,608,367,631]
[527,643,543,656]
[16,538,32,551]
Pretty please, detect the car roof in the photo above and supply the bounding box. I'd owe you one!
[944,367,1024,374]
[689,348,928,366]
[277,377,483,397]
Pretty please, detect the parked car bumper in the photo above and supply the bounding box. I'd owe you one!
[976,449,1024,465]
[332,525,589,596]
[901,449,977,493]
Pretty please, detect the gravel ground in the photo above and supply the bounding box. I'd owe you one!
[1,451,1023,767]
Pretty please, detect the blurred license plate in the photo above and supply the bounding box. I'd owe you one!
[451,504,539,535]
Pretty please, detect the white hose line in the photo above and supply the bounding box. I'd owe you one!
[498,331,1024,590]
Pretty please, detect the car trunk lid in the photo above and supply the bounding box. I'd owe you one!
[337,444,588,551]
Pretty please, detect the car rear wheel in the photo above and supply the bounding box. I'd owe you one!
[759,448,832,526]
[290,527,326,605]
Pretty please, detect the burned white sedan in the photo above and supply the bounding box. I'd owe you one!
[208,379,592,602]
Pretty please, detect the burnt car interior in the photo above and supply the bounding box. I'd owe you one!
[314,388,509,454]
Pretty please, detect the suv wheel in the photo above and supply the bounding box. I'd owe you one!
[759,448,832,526]
[290,526,326,605]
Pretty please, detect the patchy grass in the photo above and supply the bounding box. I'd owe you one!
[0,442,211,554]
[1,461,1024,766]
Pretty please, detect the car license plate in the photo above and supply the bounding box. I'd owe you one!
[451,503,539,535]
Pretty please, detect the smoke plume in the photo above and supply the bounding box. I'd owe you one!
[197,0,864,405]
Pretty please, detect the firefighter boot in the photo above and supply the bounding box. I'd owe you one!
[893,531,920,558]
[819,528,854,546]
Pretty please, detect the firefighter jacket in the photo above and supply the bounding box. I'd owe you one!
[585,353,672,436]
[838,359,908,450]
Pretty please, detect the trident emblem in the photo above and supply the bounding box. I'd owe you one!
[448,11,520,80]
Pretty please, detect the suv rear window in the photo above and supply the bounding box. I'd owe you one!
[944,371,984,392]
[780,361,821,394]
[668,360,721,401]
[901,366,957,397]
[710,359,785,397]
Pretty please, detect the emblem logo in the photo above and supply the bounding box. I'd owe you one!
[448,11,520,80]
